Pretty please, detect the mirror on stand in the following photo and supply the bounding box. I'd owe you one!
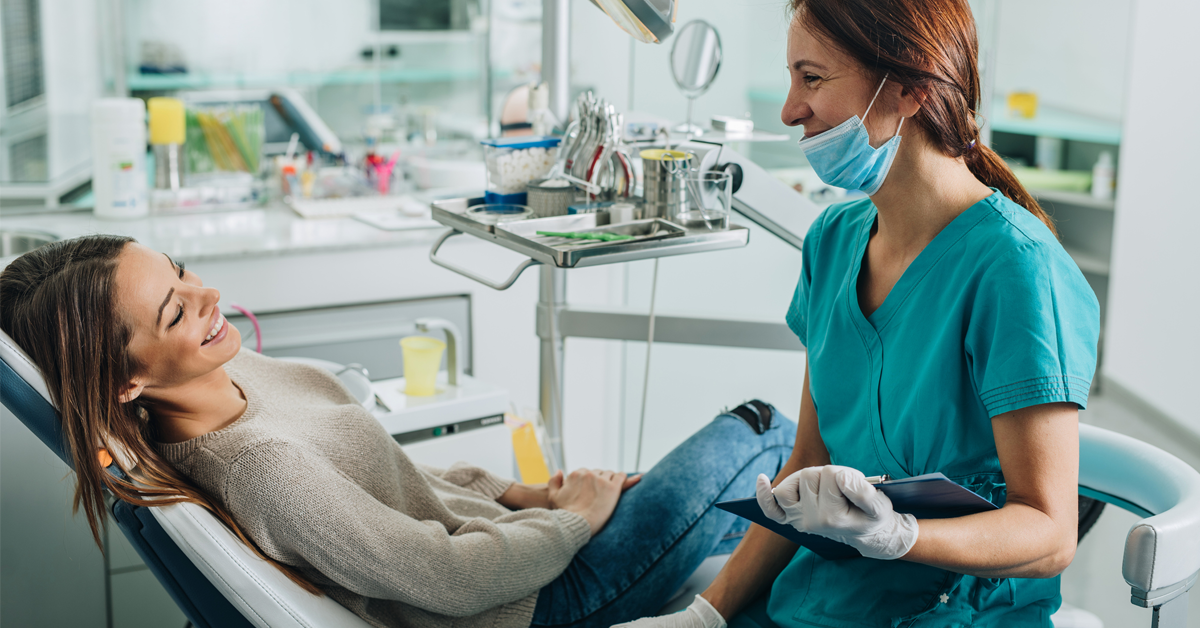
[670,20,723,136]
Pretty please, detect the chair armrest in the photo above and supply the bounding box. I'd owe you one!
[1079,423,1200,601]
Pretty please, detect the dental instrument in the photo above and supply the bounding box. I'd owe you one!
[536,231,635,242]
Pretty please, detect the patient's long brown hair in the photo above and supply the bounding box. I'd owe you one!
[790,0,1056,235]
[0,235,320,595]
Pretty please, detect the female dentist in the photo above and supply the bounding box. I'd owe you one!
[620,0,1099,626]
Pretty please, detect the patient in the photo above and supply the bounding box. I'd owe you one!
[0,234,795,628]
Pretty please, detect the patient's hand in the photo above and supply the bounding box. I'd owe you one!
[497,482,553,510]
[548,469,641,536]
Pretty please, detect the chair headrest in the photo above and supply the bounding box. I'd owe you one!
[0,330,54,407]
[0,330,71,466]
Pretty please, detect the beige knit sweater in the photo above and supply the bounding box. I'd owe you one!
[157,349,591,628]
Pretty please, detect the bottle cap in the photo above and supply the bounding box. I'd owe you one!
[148,97,185,145]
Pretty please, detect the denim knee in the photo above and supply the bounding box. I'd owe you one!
[719,401,796,440]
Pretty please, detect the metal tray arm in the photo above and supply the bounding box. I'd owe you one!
[429,229,541,291]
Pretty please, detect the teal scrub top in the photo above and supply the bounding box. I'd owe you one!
[769,191,1100,627]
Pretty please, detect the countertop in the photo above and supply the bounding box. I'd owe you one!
[0,202,449,263]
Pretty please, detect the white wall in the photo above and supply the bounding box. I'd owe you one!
[992,0,1133,122]
[123,0,374,74]
[571,0,790,129]
[42,0,100,180]
[1103,0,1200,432]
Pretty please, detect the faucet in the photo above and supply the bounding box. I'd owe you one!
[413,318,463,387]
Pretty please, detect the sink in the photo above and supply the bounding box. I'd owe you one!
[0,230,58,256]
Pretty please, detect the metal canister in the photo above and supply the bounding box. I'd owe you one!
[527,178,577,217]
[640,149,692,219]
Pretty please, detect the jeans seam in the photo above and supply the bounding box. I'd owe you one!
[538,441,793,627]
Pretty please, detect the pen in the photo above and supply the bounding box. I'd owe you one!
[865,474,891,485]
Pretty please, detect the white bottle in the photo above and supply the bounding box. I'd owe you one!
[1091,151,1114,201]
[527,83,559,136]
[91,98,149,219]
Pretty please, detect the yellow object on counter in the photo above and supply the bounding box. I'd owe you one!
[148,97,186,145]
[1006,92,1038,119]
[509,419,551,484]
[400,336,445,396]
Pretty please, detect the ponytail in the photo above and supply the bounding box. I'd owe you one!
[964,143,1056,237]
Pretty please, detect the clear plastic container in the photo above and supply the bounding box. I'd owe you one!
[480,136,561,204]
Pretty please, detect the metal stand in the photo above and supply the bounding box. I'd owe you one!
[538,265,567,471]
[428,143,822,471]
[1135,571,1197,628]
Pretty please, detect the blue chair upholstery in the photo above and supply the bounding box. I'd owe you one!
[0,331,253,628]
[1,330,374,627]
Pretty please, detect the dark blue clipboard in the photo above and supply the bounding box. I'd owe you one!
[715,472,997,560]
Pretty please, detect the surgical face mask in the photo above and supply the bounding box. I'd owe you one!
[797,75,904,196]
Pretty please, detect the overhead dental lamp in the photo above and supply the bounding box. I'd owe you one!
[589,0,678,43]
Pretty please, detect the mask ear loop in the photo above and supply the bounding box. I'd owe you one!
[863,73,905,140]
[862,73,890,124]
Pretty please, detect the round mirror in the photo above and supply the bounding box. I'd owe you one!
[670,20,722,99]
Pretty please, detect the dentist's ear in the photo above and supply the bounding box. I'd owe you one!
[897,84,926,118]
[119,381,145,404]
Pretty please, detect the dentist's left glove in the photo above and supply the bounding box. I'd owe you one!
[611,595,726,628]
[755,466,919,560]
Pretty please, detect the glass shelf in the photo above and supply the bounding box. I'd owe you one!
[749,89,1123,146]
[128,67,497,91]
[989,98,1121,145]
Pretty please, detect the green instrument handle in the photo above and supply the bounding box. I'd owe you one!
[537,230,635,242]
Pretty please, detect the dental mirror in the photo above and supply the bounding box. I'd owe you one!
[670,20,722,135]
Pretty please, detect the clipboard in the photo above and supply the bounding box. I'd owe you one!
[715,472,997,560]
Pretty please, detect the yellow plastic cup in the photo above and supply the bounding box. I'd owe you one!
[400,336,445,396]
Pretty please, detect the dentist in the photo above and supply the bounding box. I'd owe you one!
[620,0,1099,626]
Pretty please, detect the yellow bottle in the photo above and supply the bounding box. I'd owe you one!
[148,97,186,190]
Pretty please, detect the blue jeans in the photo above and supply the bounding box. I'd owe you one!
[530,408,797,628]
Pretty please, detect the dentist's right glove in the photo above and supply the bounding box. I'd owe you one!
[755,466,919,560]
[611,595,726,628]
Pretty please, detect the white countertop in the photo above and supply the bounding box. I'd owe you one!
[0,202,448,263]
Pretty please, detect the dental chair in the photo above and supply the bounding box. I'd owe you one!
[3,328,1198,628]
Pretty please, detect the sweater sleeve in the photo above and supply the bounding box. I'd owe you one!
[223,441,590,616]
[416,461,515,500]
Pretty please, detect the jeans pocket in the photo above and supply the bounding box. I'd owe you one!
[781,551,962,628]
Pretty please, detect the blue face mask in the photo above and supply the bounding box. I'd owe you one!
[797,76,904,196]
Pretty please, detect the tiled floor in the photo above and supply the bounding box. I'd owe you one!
[1061,391,1200,627]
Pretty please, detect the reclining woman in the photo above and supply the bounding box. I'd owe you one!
[0,234,796,628]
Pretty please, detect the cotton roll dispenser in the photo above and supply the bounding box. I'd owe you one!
[148,97,186,190]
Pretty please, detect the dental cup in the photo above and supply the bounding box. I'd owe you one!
[400,336,446,396]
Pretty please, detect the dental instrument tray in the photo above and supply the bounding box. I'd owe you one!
[429,196,749,289]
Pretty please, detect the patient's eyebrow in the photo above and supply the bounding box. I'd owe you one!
[157,287,175,327]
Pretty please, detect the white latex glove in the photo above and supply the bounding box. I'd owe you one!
[755,466,919,560]
[611,595,726,628]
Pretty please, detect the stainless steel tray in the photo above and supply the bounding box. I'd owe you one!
[431,197,749,270]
